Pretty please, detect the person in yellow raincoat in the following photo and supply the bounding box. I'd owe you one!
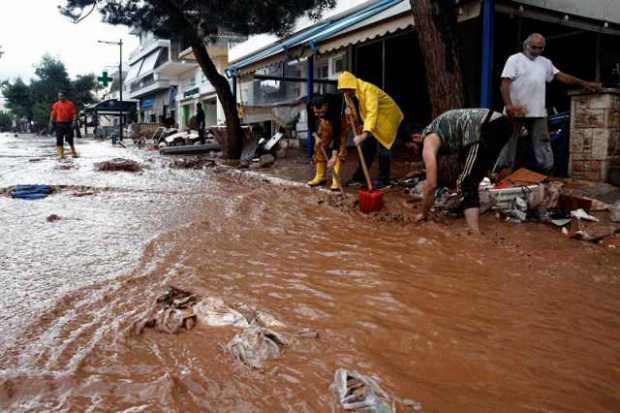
[307,94,349,190]
[337,71,404,189]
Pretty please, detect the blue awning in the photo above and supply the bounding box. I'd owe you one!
[226,0,404,77]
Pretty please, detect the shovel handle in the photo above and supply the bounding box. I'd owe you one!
[343,95,373,191]
[355,143,373,191]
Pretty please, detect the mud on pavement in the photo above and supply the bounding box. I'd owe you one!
[1,135,619,412]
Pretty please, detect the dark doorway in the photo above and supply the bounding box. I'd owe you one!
[354,40,383,88]
[353,31,432,133]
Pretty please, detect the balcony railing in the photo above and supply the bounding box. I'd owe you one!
[130,75,155,93]
[128,39,170,63]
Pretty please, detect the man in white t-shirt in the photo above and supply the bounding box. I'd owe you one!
[498,33,601,173]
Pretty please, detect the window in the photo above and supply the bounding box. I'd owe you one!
[331,53,347,77]
[317,63,329,79]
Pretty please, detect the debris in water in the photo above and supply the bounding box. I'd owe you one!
[193,297,249,328]
[252,310,285,328]
[46,214,62,222]
[169,157,216,169]
[296,328,320,339]
[227,324,288,369]
[9,184,53,200]
[402,399,423,411]
[330,369,394,412]
[134,286,198,335]
[95,158,142,172]
[72,191,95,197]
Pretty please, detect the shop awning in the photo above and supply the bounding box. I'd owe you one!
[125,60,143,83]
[319,0,412,53]
[139,49,162,77]
[226,0,405,77]
[318,0,481,53]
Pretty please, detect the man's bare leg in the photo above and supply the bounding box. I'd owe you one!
[464,207,481,234]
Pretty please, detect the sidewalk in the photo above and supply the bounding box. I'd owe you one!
[224,145,620,247]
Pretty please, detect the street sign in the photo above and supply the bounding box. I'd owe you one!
[98,71,113,87]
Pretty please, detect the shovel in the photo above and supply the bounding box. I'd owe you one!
[355,143,384,213]
[344,96,384,213]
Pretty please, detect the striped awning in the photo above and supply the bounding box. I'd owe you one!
[225,0,405,77]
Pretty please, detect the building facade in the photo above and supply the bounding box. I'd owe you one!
[124,29,245,129]
[125,30,197,125]
[226,0,620,162]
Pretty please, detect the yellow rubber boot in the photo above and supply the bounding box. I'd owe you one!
[70,145,79,158]
[307,162,327,187]
[57,146,65,159]
[330,159,343,191]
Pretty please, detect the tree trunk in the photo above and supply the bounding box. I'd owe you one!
[159,0,243,159]
[189,38,243,159]
[410,0,465,118]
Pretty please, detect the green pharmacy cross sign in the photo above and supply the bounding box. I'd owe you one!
[98,71,113,87]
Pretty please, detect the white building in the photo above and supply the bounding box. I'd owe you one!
[125,30,197,125]
[175,32,247,129]
[124,29,245,129]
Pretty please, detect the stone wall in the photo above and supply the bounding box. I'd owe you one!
[569,89,620,182]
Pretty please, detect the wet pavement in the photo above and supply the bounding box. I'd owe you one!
[1,133,619,412]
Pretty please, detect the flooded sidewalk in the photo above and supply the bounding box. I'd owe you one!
[1,133,619,412]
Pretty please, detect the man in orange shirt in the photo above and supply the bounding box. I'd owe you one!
[49,91,78,158]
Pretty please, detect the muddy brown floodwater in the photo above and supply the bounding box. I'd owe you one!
[1,133,619,412]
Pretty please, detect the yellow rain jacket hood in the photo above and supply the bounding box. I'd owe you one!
[337,71,404,149]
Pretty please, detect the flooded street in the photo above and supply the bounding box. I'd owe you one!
[1,133,619,412]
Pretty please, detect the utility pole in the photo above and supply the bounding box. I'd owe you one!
[119,39,123,142]
[98,39,124,142]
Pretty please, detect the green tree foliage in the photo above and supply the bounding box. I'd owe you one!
[1,55,97,126]
[59,0,336,158]
[1,78,33,120]
[71,74,98,109]
[0,111,13,131]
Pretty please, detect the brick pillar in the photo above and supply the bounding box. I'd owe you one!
[569,89,620,182]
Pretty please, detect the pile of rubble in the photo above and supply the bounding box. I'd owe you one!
[134,287,312,369]
[94,158,143,172]
[133,286,422,411]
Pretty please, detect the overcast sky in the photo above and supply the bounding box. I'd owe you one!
[0,0,138,83]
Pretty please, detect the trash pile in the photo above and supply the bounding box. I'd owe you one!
[330,369,423,412]
[134,287,318,369]
[134,286,199,335]
[169,156,216,170]
[403,167,619,244]
[331,369,394,412]
[94,158,143,172]
[227,324,288,369]
[477,168,620,244]
[133,287,423,408]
